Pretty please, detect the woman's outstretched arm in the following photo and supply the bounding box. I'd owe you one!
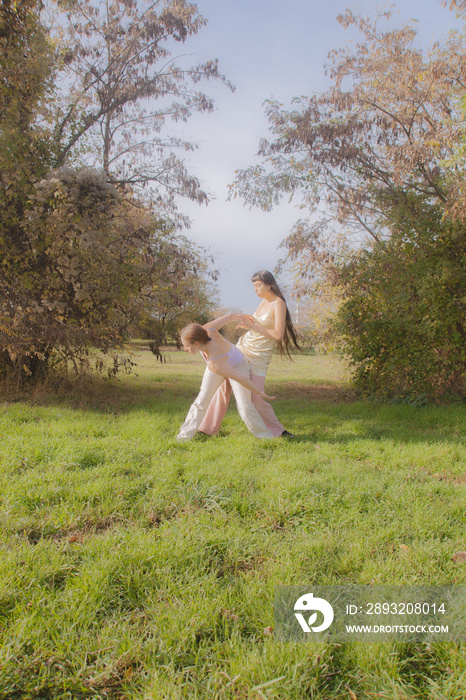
[203,313,241,331]
[208,359,276,401]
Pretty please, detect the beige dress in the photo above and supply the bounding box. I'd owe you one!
[236,307,276,377]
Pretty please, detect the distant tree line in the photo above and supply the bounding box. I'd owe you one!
[231,2,466,401]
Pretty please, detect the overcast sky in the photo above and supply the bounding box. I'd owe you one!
[174,0,460,312]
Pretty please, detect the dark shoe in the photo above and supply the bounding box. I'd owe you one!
[280,430,295,437]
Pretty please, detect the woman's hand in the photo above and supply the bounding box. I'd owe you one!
[261,390,276,401]
[235,314,256,331]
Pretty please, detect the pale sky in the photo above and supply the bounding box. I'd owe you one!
[177,1,460,311]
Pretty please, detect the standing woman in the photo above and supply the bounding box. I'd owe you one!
[199,270,300,437]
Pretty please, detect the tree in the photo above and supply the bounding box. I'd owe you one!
[232,7,466,248]
[0,0,57,383]
[2,168,155,380]
[50,0,233,224]
[230,6,466,399]
[0,0,55,240]
[0,1,221,386]
[135,245,218,347]
[0,0,52,118]
[1,163,217,382]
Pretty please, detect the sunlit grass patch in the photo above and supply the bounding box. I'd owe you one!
[0,348,464,699]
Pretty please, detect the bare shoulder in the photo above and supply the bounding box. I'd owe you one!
[208,329,230,351]
[208,328,228,343]
[273,297,286,312]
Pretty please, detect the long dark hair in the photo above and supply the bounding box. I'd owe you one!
[251,270,301,359]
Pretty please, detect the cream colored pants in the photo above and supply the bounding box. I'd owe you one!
[177,358,275,440]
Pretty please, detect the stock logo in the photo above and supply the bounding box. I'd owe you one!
[294,592,334,633]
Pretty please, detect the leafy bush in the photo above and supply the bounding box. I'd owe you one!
[0,167,163,383]
[335,200,466,400]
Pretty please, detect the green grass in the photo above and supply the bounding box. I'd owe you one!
[0,345,465,699]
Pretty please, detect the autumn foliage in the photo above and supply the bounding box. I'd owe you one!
[0,1,221,386]
[232,7,466,400]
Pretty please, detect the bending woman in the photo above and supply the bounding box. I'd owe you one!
[199,270,300,437]
[177,315,277,441]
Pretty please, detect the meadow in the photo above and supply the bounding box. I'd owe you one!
[0,345,465,699]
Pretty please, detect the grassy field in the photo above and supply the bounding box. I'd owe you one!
[0,345,465,699]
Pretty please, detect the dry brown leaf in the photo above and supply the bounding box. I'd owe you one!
[452,551,466,563]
